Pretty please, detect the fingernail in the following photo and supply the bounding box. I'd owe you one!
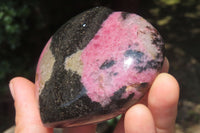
[9,81,15,99]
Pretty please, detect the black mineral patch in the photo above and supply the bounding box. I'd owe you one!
[105,91,135,113]
[140,82,148,88]
[100,59,116,70]
[152,35,164,53]
[39,68,86,121]
[124,50,144,58]
[121,12,130,20]
[134,59,162,73]
[113,72,118,76]
[110,86,126,101]
[136,82,149,92]
[152,34,163,44]
[146,60,162,69]
[146,25,165,56]
[124,50,144,64]
[134,66,146,73]
[148,26,165,59]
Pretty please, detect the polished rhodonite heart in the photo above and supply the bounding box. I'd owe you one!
[35,6,165,127]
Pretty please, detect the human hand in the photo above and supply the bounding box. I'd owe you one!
[9,58,179,133]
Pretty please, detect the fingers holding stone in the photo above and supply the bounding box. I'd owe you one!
[148,73,179,133]
[124,104,156,133]
[9,77,53,133]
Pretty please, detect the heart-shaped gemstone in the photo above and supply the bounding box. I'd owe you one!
[36,7,165,127]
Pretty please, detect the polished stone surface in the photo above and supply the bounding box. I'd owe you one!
[35,6,165,127]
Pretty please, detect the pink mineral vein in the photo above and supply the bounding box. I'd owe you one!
[81,12,158,106]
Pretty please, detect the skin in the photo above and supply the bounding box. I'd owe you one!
[9,57,179,133]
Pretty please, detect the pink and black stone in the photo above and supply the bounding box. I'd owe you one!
[36,7,165,127]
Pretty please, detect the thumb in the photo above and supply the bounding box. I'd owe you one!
[9,77,53,133]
